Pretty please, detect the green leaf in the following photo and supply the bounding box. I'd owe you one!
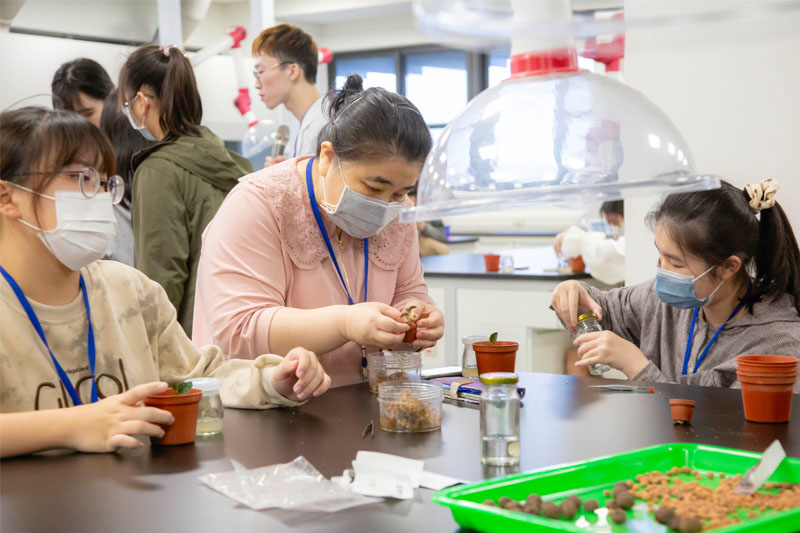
[171,382,192,395]
[401,305,417,321]
[489,332,498,344]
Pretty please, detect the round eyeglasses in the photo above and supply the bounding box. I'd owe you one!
[9,168,125,205]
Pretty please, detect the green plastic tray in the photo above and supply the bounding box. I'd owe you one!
[433,443,800,532]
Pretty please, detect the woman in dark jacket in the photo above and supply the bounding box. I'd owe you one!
[119,45,252,334]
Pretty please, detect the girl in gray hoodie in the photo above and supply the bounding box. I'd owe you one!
[552,179,800,389]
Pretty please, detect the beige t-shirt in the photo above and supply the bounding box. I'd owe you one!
[0,260,301,413]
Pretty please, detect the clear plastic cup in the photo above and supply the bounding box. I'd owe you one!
[378,382,443,433]
[383,351,422,382]
[367,352,386,393]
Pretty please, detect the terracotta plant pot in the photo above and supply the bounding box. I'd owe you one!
[669,399,696,425]
[736,370,797,382]
[484,254,501,272]
[144,388,202,445]
[568,255,586,273]
[737,372,796,424]
[736,355,799,371]
[474,341,518,375]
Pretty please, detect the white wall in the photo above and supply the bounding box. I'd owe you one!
[0,30,284,141]
[622,0,800,284]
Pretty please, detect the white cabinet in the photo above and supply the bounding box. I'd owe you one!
[423,274,608,374]
[419,286,447,370]
[455,287,573,374]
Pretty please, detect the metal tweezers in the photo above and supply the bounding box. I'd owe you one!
[361,419,374,439]
[588,384,654,393]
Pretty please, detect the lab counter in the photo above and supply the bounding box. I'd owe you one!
[420,247,609,374]
[440,231,559,254]
[422,247,590,281]
[4,374,797,533]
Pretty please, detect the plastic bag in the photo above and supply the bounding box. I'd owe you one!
[200,456,377,512]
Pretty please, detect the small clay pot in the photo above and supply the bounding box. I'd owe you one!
[669,399,696,424]
[484,254,501,272]
[568,256,586,272]
[737,373,796,423]
[474,341,518,374]
[144,388,202,445]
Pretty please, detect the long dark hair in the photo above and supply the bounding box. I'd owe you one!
[51,58,113,111]
[118,45,202,141]
[99,89,155,207]
[648,180,800,315]
[316,74,431,164]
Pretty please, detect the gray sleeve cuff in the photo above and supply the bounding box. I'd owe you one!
[633,361,668,383]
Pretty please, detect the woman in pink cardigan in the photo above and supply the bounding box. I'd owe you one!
[194,74,444,387]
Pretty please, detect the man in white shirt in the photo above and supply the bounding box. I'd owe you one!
[251,24,329,166]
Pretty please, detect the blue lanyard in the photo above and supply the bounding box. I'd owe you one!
[305,157,368,305]
[0,266,98,405]
[682,301,745,375]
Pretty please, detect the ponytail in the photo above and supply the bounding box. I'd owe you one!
[118,45,202,141]
[754,200,800,313]
[648,179,800,315]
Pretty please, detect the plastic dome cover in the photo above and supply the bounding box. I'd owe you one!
[402,71,719,222]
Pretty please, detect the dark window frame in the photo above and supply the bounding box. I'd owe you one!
[329,44,490,105]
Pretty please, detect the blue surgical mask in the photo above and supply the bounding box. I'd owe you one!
[655,265,724,309]
[121,94,157,141]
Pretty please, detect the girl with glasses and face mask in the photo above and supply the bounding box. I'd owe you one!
[550,180,800,389]
[0,108,331,458]
[194,74,445,388]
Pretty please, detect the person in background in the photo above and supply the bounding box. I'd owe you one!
[252,23,328,167]
[550,180,800,389]
[193,74,445,388]
[118,45,253,335]
[51,58,113,127]
[97,89,154,266]
[408,183,449,257]
[554,200,625,286]
[0,107,331,458]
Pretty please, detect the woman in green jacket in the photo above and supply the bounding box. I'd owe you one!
[119,45,253,334]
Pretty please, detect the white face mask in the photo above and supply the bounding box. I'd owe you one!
[15,189,117,270]
[319,159,405,239]
[121,94,157,141]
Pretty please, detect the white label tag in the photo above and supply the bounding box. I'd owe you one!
[734,440,787,494]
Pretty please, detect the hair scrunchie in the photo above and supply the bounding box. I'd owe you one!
[745,178,779,214]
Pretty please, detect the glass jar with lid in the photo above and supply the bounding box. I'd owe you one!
[480,372,520,466]
[461,335,488,378]
[187,377,223,436]
[575,312,611,375]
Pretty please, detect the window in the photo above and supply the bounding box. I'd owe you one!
[331,46,477,140]
[333,55,397,92]
[404,50,468,127]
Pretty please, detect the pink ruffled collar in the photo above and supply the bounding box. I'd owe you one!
[242,158,414,270]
